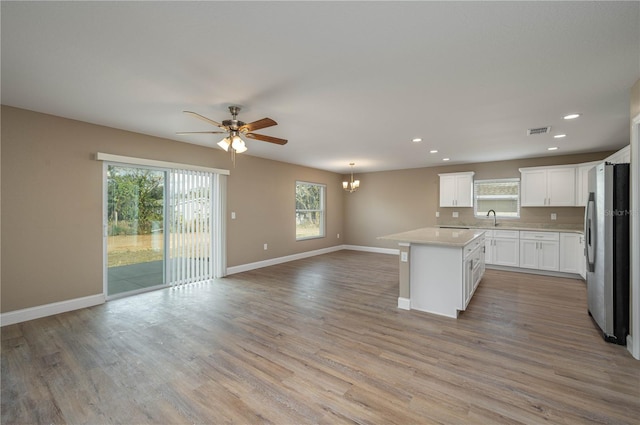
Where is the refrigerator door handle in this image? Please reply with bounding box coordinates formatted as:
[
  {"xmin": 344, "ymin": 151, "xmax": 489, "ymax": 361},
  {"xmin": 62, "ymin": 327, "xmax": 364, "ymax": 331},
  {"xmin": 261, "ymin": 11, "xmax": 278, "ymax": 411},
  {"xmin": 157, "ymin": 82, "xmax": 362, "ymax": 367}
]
[{"xmin": 585, "ymin": 193, "xmax": 596, "ymax": 272}]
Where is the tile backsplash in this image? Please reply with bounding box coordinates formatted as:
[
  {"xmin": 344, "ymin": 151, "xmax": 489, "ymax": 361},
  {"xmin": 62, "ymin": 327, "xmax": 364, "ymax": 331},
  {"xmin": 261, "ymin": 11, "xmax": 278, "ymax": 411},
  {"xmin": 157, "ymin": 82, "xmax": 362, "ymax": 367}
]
[{"xmin": 436, "ymin": 206, "xmax": 585, "ymax": 231}]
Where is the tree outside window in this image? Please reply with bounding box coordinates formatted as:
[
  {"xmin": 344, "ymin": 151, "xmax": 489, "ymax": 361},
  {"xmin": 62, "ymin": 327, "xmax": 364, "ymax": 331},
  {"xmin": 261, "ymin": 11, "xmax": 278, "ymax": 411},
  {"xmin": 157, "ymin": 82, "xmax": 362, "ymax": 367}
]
[{"xmin": 296, "ymin": 181, "xmax": 325, "ymax": 240}]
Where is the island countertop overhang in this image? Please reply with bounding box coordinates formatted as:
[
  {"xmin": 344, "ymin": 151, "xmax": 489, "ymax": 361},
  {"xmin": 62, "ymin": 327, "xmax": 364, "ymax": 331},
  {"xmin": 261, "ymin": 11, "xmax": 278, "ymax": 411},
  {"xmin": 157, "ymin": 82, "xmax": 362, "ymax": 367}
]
[{"xmin": 379, "ymin": 227, "xmax": 485, "ymax": 247}]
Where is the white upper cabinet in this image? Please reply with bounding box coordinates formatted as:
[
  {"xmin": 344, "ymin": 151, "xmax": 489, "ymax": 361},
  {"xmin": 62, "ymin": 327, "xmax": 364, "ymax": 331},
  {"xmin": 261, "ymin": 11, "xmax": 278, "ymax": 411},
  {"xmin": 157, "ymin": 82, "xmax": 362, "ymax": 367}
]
[
  {"xmin": 438, "ymin": 172, "xmax": 474, "ymax": 207},
  {"xmin": 575, "ymin": 161, "xmax": 599, "ymax": 207},
  {"xmin": 519, "ymin": 165, "xmax": 576, "ymax": 207},
  {"xmin": 605, "ymin": 145, "xmax": 630, "ymax": 164}
]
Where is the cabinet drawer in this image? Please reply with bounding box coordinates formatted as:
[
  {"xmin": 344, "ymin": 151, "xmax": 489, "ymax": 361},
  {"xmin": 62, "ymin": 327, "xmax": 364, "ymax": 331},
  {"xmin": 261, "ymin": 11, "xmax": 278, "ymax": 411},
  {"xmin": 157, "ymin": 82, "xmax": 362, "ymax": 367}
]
[
  {"xmin": 494, "ymin": 230, "xmax": 519, "ymax": 239},
  {"xmin": 464, "ymin": 237, "xmax": 484, "ymax": 258},
  {"xmin": 520, "ymin": 231, "xmax": 559, "ymax": 241}
]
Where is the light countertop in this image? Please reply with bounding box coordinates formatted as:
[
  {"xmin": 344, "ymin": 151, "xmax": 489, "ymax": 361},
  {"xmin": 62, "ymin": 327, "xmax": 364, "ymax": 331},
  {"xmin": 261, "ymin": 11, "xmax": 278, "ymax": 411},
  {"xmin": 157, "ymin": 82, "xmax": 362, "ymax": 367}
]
[
  {"xmin": 379, "ymin": 227, "xmax": 485, "ymax": 247},
  {"xmin": 438, "ymin": 224, "xmax": 583, "ymax": 234}
]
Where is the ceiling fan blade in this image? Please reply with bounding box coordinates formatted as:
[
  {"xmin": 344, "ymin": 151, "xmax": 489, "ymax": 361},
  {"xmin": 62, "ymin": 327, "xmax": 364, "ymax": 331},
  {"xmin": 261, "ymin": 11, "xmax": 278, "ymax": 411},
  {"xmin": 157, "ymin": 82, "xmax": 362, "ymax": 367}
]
[
  {"xmin": 176, "ymin": 131, "xmax": 226, "ymax": 135},
  {"xmin": 239, "ymin": 118, "xmax": 277, "ymax": 132},
  {"xmin": 183, "ymin": 111, "xmax": 225, "ymax": 129},
  {"xmin": 245, "ymin": 132, "xmax": 288, "ymax": 145}
]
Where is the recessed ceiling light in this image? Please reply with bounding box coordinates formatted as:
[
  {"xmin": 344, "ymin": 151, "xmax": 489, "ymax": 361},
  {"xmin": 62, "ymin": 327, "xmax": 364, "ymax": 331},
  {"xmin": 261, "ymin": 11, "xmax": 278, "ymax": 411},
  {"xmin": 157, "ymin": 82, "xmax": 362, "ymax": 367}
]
[
  {"xmin": 412, "ymin": 138, "xmax": 422, "ymax": 143},
  {"xmin": 443, "ymin": 158, "xmax": 450, "ymax": 161},
  {"xmin": 563, "ymin": 113, "xmax": 581, "ymax": 120},
  {"xmin": 554, "ymin": 134, "xmax": 566, "ymax": 138},
  {"xmin": 430, "ymin": 150, "xmax": 438, "ymax": 154},
  {"xmin": 548, "ymin": 147, "xmax": 559, "ymax": 151}
]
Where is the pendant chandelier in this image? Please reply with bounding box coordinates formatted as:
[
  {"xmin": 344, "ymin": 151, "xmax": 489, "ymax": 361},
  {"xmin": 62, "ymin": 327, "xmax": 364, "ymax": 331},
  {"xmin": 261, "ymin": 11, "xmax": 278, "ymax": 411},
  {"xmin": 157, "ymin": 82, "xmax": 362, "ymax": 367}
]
[{"xmin": 343, "ymin": 162, "xmax": 360, "ymax": 193}]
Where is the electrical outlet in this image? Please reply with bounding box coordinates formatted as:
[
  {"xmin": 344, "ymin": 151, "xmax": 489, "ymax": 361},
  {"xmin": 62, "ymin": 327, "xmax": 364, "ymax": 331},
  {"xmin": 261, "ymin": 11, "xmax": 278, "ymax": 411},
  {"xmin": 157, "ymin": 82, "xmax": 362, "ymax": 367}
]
[
  {"xmin": 401, "ymin": 252, "xmax": 408, "ymax": 262},
  {"xmin": 263, "ymin": 243, "xmax": 268, "ymax": 250},
  {"xmin": 452, "ymin": 211, "xmax": 459, "ymax": 218},
  {"xmin": 435, "ymin": 211, "xmax": 440, "ymax": 218},
  {"xmin": 551, "ymin": 213, "xmax": 557, "ymax": 221}
]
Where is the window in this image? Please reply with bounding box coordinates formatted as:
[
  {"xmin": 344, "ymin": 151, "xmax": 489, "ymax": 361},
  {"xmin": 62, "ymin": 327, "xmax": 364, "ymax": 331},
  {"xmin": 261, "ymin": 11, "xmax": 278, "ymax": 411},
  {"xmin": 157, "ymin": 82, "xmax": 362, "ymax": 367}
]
[
  {"xmin": 296, "ymin": 181, "xmax": 325, "ymax": 240},
  {"xmin": 474, "ymin": 178, "xmax": 520, "ymax": 218}
]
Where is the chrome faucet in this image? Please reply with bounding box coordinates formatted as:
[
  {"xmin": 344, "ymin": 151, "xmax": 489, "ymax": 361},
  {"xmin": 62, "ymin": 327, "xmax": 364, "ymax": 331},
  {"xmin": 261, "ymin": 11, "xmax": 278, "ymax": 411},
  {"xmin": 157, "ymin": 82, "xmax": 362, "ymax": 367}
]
[{"xmin": 487, "ymin": 209, "xmax": 497, "ymax": 227}]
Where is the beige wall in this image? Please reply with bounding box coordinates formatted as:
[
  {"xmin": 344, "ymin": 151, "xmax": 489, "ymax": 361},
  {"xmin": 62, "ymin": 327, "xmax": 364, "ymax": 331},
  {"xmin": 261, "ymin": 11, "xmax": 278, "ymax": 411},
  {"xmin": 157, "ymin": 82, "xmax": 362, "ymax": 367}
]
[
  {"xmin": 226, "ymin": 155, "xmax": 343, "ymax": 265},
  {"xmin": 0, "ymin": 106, "xmax": 343, "ymax": 313},
  {"xmin": 345, "ymin": 152, "xmax": 614, "ymax": 250}
]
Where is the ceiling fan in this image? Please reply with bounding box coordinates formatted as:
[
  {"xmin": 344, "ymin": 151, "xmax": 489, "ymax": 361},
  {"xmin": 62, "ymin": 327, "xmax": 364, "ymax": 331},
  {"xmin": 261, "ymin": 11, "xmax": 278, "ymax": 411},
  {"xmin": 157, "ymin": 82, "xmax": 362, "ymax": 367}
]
[{"xmin": 177, "ymin": 106, "xmax": 287, "ymax": 164}]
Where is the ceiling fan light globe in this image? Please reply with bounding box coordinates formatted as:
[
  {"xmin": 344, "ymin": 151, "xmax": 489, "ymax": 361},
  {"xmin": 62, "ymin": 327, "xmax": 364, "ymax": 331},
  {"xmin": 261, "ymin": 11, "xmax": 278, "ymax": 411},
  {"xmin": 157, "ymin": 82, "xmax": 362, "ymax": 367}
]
[
  {"xmin": 217, "ymin": 138, "xmax": 230, "ymax": 151},
  {"xmin": 231, "ymin": 135, "xmax": 244, "ymax": 149},
  {"xmin": 231, "ymin": 136, "xmax": 248, "ymax": 153}
]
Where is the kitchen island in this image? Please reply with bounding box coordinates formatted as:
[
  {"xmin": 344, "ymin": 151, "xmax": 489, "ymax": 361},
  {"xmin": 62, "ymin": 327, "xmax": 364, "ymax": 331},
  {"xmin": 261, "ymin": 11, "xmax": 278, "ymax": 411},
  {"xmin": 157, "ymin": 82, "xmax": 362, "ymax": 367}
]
[{"xmin": 380, "ymin": 227, "xmax": 486, "ymax": 318}]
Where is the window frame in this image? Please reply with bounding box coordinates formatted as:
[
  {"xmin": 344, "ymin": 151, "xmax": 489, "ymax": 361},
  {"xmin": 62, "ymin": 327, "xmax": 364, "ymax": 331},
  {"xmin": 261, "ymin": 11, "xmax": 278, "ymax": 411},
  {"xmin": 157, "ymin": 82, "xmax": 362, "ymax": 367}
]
[
  {"xmin": 473, "ymin": 178, "xmax": 521, "ymax": 219},
  {"xmin": 295, "ymin": 181, "xmax": 326, "ymax": 241}
]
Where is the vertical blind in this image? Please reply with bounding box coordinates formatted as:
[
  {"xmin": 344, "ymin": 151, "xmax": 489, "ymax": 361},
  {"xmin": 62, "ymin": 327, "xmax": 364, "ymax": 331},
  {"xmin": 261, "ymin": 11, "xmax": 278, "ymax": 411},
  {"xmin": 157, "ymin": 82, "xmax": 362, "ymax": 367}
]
[{"xmin": 168, "ymin": 169, "xmax": 215, "ymax": 286}]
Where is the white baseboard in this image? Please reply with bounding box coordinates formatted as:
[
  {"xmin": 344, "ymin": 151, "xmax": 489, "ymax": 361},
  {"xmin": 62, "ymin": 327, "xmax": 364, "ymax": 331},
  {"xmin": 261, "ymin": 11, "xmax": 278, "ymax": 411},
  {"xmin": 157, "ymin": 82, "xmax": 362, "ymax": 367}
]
[
  {"xmin": 343, "ymin": 245, "xmax": 399, "ymax": 255},
  {"xmin": 398, "ymin": 297, "xmax": 411, "ymax": 310},
  {"xmin": 227, "ymin": 245, "xmax": 346, "ymax": 275},
  {"xmin": 226, "ymin": 244, "xmax": 399, "ymax": 275},
  {"xmin": 1, "ymin": 293, "xmax": 105, "ymax": 327}
]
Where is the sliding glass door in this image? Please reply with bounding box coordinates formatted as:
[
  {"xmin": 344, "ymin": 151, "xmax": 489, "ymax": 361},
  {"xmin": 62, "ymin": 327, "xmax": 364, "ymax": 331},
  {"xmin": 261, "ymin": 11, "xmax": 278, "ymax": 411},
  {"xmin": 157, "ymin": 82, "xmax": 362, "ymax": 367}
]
[
  {"xmin": 103, "ymin": 159, "xmax": 224, "ymax": 298},
  {"xmin": 106, "ymin": 165, "xmax": 166, "ymax": 296}
]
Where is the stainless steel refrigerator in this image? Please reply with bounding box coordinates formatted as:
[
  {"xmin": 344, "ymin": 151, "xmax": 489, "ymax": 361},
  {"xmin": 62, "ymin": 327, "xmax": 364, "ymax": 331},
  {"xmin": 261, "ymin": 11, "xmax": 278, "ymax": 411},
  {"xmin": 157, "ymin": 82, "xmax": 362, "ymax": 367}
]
[{"xmin": 584, "ymin": 162, "xmax": 630, "ymax": 344}]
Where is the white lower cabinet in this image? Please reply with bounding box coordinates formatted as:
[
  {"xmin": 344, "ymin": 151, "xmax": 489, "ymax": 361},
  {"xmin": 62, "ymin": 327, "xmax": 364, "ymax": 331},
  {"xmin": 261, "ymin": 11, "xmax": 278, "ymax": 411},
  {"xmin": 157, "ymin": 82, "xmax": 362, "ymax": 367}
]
[
  {"xmin": 484, "ymin": 230, "xmax": 520, "ymax": 267},
  {"xmin": 476, "ymin": 228, "xmax": 583, "ymax": 276},
  {"xmin": 492, "ymin": 230, "xmax": 520, "ymax": 267},
  {"xmin": 560, "ymin": 232, "xmax": 586, "ymax": 278},
  {"xmin": 519, "ymin": 231, "xmax": 559, "ymax": 271}
]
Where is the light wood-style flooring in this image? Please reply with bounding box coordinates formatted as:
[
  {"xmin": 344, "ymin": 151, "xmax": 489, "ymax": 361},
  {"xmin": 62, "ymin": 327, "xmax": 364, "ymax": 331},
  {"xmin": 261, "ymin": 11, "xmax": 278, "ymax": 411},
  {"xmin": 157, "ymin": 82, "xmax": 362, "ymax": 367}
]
[{"xmin": 2, "ymin": 251, "xmax": 639, "ymax": 424}]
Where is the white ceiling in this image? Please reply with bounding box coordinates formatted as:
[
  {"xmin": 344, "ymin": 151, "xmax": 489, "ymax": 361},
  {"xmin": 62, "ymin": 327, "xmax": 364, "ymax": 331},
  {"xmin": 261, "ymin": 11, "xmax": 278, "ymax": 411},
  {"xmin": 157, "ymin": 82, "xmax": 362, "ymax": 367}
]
[{"xmin": 2, "ymin": 1, "xmax": 639, "ymax": 174}]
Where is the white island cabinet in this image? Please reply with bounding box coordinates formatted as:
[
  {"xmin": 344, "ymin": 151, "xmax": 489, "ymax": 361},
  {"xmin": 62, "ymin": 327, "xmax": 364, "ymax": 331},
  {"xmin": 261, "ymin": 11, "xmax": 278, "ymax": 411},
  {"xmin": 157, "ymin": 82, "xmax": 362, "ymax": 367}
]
[{"xmin": 379, "ymin": 227, "xmax": 485, "ymax": 318}]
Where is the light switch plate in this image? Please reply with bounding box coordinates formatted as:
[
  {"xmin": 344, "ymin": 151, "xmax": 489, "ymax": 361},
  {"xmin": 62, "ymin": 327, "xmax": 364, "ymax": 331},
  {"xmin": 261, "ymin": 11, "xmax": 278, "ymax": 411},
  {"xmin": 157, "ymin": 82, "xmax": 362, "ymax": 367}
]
[
  {"xmin": 401, "ymin": 252, "xmax": 408, "ymax": 262},
  {"xmin": 435, "ymin": 211, "xmax": 440, "ymax": 218},
  {"xmin": 231, "ymin": 212, "xmax": 236, "ymax": 219}
]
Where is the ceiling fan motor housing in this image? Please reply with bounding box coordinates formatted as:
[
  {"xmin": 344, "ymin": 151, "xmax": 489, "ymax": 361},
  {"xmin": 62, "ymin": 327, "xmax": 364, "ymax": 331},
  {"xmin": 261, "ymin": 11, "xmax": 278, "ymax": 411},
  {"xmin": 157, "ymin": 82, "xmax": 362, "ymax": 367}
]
[
  {"xmin": 222, "ymin": 119, "xmax": 245, "ymax": 131},
  {"xmin": 224, "ymin": 106, "xmax": 244, "ymax": 131}
]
